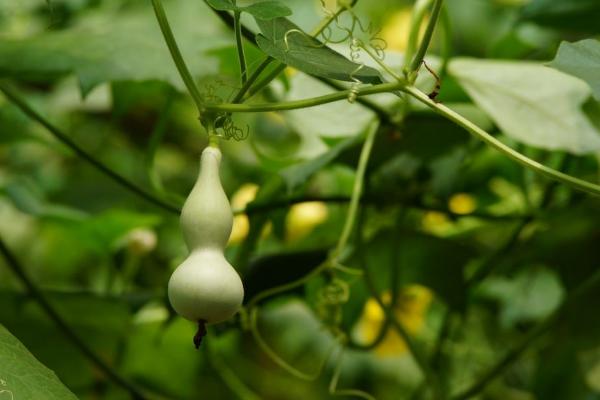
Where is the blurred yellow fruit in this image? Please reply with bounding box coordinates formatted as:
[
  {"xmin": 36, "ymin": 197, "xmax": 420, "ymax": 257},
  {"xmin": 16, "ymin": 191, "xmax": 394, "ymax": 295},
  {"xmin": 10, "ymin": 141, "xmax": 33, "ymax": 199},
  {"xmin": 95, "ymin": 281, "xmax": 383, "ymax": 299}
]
[
  {"xmin": 421, "ymin": 211, "xmax": 451, "ymax": 234},
  {"xmin": 231, "ymin": 183, "xmax": 260, "ymax": 210},
  {"xmin": 448, "ymin": 193, "xmax": 477, "ymax": 215},
  {"xmin": 355, "ymin": 285, "xmax": 434, "ymax": 356},
  {"xmin": 229, "ymin": 183, "xmax": 259, "ymax": 245},
  {"xmin": 285, "ymin": 201, "xmax": 329, "ymax": 242}
]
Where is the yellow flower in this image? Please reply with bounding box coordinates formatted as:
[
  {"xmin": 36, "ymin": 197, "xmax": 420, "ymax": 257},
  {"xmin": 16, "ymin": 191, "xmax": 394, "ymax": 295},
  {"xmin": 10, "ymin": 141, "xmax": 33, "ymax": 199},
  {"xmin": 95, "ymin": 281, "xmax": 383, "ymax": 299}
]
[{"xmin": 355, "ymin": 285, "xmax": 434, "ymax": 357}]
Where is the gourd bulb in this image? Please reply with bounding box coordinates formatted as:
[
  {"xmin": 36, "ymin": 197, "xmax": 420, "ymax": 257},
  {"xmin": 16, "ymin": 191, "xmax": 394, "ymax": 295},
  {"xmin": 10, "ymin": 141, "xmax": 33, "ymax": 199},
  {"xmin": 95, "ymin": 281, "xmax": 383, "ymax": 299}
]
[{"xmin": 168, "ymin": 146, "xmax": 244, "ymax": 348}]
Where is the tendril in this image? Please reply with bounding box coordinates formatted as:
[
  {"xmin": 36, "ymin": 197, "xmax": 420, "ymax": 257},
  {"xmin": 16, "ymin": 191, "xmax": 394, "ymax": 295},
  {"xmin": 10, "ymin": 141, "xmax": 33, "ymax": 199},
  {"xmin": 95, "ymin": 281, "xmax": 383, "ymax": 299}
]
[{"xmin": 214, "ymin": 114, "xmax": 249, "ymax": 141}]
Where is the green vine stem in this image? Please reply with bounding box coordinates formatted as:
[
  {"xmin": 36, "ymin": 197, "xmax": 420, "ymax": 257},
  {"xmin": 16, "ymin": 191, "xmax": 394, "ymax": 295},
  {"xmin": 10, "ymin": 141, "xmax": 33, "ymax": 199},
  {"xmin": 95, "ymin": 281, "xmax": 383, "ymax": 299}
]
[
  {"xmin": 403, "ymin": 86, "xmax": 600, "ymax": 197},
  {"xmin": 0, "ymin": 82, "xmax": 181, "ymax": 215},
  {"xmin": 233, "ymin": 8, "xmax": 248, "ymax": 85},
  {"xmin": 331, "ymin": 122, "xmax": 378, "ymax": 260},
  {"xmin": 0, "ymin": 237, "xmax": 156, "ymax": 400},
  {"xmin": 403, "ymin": 0, "xmax": 433, "ymax": 74},
  {"xmin": 151, "ymin": 0, "xmax": 204, "ymax": 111},
  {"xmin": 407, "ymin": 0, "xmax": 445, "ymax": 80},
  {"xmin": 204, "ymin": 81, "xmax": 405, "ymax": 113}
]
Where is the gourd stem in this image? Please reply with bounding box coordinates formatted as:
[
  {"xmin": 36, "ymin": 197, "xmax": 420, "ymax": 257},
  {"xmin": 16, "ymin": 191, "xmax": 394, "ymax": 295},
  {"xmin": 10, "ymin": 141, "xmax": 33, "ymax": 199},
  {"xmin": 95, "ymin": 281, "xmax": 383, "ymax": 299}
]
[{"xmin": 194, "ymin": 320, "xmax": 207, "ymax": 349}]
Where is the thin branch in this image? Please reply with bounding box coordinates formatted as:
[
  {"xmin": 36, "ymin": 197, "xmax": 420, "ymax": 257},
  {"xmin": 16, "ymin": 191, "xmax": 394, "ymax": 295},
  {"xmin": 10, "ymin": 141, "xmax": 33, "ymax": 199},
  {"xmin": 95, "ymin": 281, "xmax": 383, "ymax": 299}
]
[
  {"xmin": 0, "ymin": 236, "xmax": 154, "ymax": 400},
  {"xmin": 0, "ymin": 82, "xmax": 181, "ymax": 215}
]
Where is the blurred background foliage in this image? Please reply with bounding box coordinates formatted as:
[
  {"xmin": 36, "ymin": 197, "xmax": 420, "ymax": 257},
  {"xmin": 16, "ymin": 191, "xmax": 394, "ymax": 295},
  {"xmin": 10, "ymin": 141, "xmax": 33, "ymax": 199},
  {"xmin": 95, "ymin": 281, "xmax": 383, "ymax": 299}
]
[{"xmin": 0, "ymin": 0, "xmax": 600, "ymax": 399}]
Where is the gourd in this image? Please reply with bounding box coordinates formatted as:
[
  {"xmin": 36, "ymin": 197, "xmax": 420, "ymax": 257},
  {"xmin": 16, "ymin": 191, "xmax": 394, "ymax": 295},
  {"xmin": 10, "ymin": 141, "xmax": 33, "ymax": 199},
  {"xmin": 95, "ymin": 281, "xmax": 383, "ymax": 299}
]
[{"xmin": 168, "ymin": 146, "xmax": 244, "ymax": 348}]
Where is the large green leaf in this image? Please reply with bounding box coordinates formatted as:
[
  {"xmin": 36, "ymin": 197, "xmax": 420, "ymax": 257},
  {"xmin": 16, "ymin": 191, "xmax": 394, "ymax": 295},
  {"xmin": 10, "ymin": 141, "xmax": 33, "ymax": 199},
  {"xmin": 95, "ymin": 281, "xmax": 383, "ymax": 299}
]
[
  {"xmin": 0, "ymin": 2, "xmax": 229, "ymax": 96},
  {"xmin": 205, "ymin": 0, "xmax": 292, "ymax": 20},
  {"xmin": 279, "ymin": 134, "xmax": 364, "ymax": 192},
  {"xmin": 521, "ymin": 0, "xmax": 600, "ymax": 33},
  {"xmin": 449, "ymin": 58, "xmax": 600, "ymax": 154},
  {"xmin": 0, "ymin": 324, "xmax": 78, "ymax": 399},
  {"xmin": 254, "ymin": 17, "xmax": 382, "ymax": 84},
  {"xmin": 550, "ymin": 39, "xmax": 600, "ymax": 101}
]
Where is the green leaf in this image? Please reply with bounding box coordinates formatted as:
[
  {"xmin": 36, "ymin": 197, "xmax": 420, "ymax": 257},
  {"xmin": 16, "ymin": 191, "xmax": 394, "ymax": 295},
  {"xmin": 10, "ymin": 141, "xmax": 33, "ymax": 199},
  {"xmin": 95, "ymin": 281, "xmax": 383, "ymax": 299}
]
[
  {"xmin": 0, "ymin": 324, "xmax": 78, "ymax": 400},
  {"xmin": 549, "ymin": 39, "xmax": 600, "ymax": 101},
  {"xmin": 255, "ymin": 17, "xmax": 382, "ymax": 84},
  {"xmin": 279, "ymin": 134, "xmax": 363, "ymax": 192},
  {"xmin": 449, "ymin": 58, "xmax": 600, "ymax": 154},
  {"xmin": 477, "ymin": 267, "xmax": 564, "ymax": 328},
  {"xmin": 521, "ymin": 0, "xmax": 600, "ymax": 33},
  {"xmin": 205, "ymin": 0, "xmax": 292, "ymax": 20},
  {"xmin": 0, "ymin": 2, "xmax": 229, "ymax": 96}
]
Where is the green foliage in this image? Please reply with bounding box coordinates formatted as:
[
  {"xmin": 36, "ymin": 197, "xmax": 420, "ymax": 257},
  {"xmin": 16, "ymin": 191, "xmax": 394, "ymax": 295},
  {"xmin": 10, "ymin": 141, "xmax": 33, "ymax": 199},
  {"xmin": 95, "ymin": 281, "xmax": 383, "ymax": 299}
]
[
  {"xmin": 255, "ymin": 17, "xmax": 383, "ymax": 84},
  {"xmin": 1, "ymin": 0, "xmax": 600, "ymax": 399},
  {"xmin": 550, "ymin": 39, "xmax": 600, "ymax": 101},
  {"xmin": 521, "ymin": 0, "xmax": 600, "ymax": 33},
  {"xmin": 0, "ymin": 1, "xmax": 230, "ymax": 96},
  {"xmin": 205, "ymin": 0, "xmax": 292, "ymax": 20},
  {"xmin": 449, "ymin": 58, "xmax": 600, "ymax": 154},
  {"xmin": 0, "ymin": 324, "xmax": 77, "ymax": 399}
]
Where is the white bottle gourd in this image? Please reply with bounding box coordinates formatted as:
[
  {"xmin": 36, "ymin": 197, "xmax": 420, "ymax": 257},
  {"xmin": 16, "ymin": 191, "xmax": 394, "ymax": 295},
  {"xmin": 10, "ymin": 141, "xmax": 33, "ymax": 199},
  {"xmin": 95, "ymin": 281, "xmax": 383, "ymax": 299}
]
[{"xmin": 168, "ymin": 146, "xmax": 244, "ymax": 348}]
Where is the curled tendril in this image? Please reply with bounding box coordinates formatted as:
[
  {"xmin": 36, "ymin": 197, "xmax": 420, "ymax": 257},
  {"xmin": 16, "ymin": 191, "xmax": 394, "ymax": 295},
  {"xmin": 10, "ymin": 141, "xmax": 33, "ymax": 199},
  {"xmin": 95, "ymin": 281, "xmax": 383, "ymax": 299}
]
[
  {"xmin": 214, "ymin": 114, "xmax": 249, "ymax": 141},
  {"xmin": 317, "ymin": 0, "xmax": 387, "ymax": 105},
  {"xmin": 347, "ymin": 38, "xmax": 364, "ymax": 103},
  {"xmin": 316, "ymin": 278, "xmax": 350, "ymax": 335}
]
